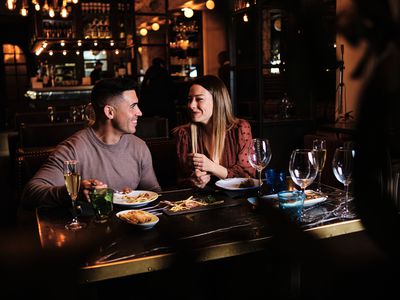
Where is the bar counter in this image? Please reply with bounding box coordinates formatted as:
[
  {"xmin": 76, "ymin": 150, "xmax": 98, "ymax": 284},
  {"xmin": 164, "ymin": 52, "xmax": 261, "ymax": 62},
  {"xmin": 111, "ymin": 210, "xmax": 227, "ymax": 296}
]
[
  {"xmin": 35, "ymin": 185, "xmax": 363, "ymax": 284},
  {"xmin": 25, "ymin": 85, "xmax": 93, "ymax": 108}
]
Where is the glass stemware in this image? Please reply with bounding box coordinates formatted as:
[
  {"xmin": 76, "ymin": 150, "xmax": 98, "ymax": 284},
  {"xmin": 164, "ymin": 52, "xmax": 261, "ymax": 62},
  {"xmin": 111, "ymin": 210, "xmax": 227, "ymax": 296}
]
[
  {"xmin": 289, "ymin": 149, "xmax": 319, "ymax": 222},
  {"xmin": 64, "ymin": 160, "xmax": 86, "ymax": 230},
  {"xmin": 332, "ymin": 147, "xmax": 356, "ymax": 219},
  {"xmin": 248, "ymin": 138, "xmax": 272, "ymax": 196},
  {"xmin": 312, "ymin": 139, "xmax": 327, "ymax": 193}
]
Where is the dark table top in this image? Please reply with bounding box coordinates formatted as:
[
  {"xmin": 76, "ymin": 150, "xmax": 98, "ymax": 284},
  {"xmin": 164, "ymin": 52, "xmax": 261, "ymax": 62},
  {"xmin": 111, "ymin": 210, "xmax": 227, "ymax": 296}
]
[{"xmin": 35, "ymin": 185, "xmax": 363, "ymax": 283}]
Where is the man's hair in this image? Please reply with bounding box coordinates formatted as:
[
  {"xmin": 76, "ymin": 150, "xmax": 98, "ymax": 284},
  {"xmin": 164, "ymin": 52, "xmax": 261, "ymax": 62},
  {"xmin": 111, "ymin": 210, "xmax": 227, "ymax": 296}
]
[{"xmin": 91, "ymin": 77, "xmax": 138, "ymax": 119}]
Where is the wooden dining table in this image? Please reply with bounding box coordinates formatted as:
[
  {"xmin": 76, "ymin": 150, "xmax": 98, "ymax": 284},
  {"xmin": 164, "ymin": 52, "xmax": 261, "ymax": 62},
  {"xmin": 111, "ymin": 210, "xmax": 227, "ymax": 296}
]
[{"xmin": 35, "ymin": 184, "xmax": 364, "ymax": 285}]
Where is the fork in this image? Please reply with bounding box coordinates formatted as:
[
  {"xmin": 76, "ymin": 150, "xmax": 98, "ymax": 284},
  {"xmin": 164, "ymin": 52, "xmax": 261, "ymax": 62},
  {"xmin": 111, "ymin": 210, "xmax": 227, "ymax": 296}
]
[{"xmin": 141, "ymin": 203, "xmax": 161, "ymax": 211}]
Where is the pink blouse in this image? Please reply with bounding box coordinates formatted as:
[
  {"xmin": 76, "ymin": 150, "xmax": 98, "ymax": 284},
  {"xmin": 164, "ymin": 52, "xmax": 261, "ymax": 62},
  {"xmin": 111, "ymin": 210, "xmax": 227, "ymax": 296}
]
[{"xmin": 173, "ymin": 119, "xmax": 256, "ymax": 185}]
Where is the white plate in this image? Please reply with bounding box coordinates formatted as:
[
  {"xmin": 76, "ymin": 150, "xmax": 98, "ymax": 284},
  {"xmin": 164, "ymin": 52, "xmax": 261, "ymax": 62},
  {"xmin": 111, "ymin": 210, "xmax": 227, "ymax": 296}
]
[
  {"xmin": 116, "ymin": 209, "xmax": 159, "ymax": 229},
  {"xmin": 215, "ymin": 178, "xmax": 259, "ymax": 191},
  {"xmin": 113, "ymin": 190, "xmax": 159, "ymax": 208},
  {"xmin": 261, "ymin": 190, "xmax": 327, "ymax": 207}
]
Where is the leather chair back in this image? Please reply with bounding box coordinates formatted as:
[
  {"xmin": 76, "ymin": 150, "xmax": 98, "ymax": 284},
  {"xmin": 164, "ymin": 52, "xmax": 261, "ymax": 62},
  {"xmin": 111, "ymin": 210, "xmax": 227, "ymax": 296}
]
[{"xmin": 19, "ymin": 122, "xmax": 86, "ymax": 148}]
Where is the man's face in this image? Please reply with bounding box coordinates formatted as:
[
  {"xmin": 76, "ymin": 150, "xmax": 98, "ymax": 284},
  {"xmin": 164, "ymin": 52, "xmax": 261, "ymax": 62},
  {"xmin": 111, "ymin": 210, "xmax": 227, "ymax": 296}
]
[{"xmin": 111, "ymin": 90, "xmax": 142, "ymax": 134}]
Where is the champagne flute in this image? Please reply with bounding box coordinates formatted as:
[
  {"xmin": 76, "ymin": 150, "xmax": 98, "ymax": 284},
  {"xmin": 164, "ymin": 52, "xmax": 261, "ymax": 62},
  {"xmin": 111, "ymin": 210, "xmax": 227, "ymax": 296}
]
[
  {"xmin": 289, "ymin": 149, "xmax": 319, "ymax": 222},
  {"xmin": 64, "ymin": 160, "xmax": 86, "ymax": 230},
  {"xmin": 332, "ymin": 147, "xmax": 356, "ymax": 219},
  {"xmin": 312, "ymin": 139, "xmax": 327, "ymax": 193},
  {"xmin": 248, "ymin": 138, "xmax": 272, "ymax": 196}
]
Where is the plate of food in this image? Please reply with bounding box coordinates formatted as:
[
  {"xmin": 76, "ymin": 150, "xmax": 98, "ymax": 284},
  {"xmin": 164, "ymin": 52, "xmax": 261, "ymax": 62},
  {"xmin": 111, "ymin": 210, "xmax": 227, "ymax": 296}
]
[
  {"xmin": 215, "ymin": 178, "xmax": 259, "ymax": 191},
  {"xmin": 261, "ymin": 190, "xmax": 328, "ymax": 207},
  {"xmin": 116, "ymin": 209, "xmax": 159, "ymax": 229},
  {"xmin": 113, "ymin": 190, "xmax": 159, "ymax": 208},
  {"xmin": 161, "ymin": 195, "xmax": 239, "ymax": 215}
]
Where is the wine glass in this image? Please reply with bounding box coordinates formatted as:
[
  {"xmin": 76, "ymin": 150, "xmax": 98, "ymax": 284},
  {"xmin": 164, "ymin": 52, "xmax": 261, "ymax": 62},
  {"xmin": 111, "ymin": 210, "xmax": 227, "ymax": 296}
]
[
  {"xmin": 64, "ymin": 160, "xmax": 86, "ymax": 230},
  {"xmin": 312, "ymin": 139, "xmax": 327, "ymax": 193},
  {"xmin": 248, "ymin": 138, "xmax": 272, "ymax": 196},
  {"xmin": 332, "ymin": 147, "xmax": 356, "ymax": 219},
  {"xmin": 289, "ymin": 149, "xmax": 319, "ymax": 222}
]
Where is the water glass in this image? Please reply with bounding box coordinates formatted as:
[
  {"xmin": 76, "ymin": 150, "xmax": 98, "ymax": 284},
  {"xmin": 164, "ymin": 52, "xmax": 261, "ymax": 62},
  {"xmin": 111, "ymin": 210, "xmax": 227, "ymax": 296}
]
[
  {"xmin": 89, "ymin": 188, "xmax": 114, "ymax": 223},
  {"xmin": 278, "ymin": 190, "xmax": 306, "ymax": 223},
  {"xmin": 265, "ymin": 168, "xmax": 277, "ymax": 193}
]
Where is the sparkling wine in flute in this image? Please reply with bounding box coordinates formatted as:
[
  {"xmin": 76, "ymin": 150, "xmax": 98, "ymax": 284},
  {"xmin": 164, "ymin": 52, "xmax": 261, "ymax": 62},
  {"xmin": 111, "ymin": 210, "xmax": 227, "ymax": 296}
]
[
  {"xmin": 64, "ymin": 172, "xmax": 81, "ymax": 200},
  {"xmin": 312, "ymin": 139, "xmax": 327, "ymax": 193},
  {"xmin": 314, "ymin": 149, "xmax": 327, "ymax": 171},
  {"xmin": 64, "ymin": 160, "xmax": 86, "ymax": 230}
]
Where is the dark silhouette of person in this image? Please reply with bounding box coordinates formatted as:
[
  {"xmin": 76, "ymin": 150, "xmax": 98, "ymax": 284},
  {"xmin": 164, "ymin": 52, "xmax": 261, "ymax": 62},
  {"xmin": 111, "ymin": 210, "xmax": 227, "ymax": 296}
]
[
  {"xmin": 140, "ymin": 57, "xmax": 177, "ymax": 129},
  {"xmin": 90, "ymin": 60, "xmax": 103, "ymax": 85},
  {"xmin": 218, "ymin": 50, "xmax": 231, "ymax": 92}
]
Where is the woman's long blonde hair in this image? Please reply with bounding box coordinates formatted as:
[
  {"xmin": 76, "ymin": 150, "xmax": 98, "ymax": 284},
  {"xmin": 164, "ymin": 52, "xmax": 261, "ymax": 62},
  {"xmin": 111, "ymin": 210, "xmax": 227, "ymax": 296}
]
[{"xmin": 190, "ymin": 75, "xmax": 238, "ymax": 162}]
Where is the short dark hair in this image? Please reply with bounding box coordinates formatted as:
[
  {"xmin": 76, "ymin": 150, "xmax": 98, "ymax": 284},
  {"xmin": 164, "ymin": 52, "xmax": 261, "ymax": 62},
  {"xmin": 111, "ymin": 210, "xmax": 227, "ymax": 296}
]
[{"xmin": 91, "ymin": 77, "xmax": 138, "ymax": 118}]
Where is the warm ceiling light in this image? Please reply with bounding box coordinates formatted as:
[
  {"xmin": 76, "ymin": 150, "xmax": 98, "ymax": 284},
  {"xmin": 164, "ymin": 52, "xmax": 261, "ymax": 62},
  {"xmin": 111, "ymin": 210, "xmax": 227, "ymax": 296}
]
[
  {"xmin": 62, "ymin": 50, "xmax": 67, "ymax": 55},
  {"xmin": 151, "ymin": 22, "xmax": 160, "ymax": 31},
  {"xmin": 115, "ymin": 49, "xmax": 120, "ymax": 55},
  {"xmin": 6, "ymin": 0, "xmax": 15, "ymax": 10},
  {"xmin": 72, "ymin": 0, "xmax": 78, "ymax": 3},
  {"xmin": 206, "ymin": 0, "xmax": 215, "ymax": 10},
  {"xmin": 49, "ymin": 8, "xmax": 55, "ymax": 18},
  {"xmin": 43, "ymin": 0, "xmax": 49, "ymax": 11},
  {"xmin": 139, "ymin": 28, "xmax": 148, "ymax": 36},
  {"xmin": 35, "ymin": 3, "xmax": 40, "ymax": 10},
  {"xmin": 35, "ymin": 48, "xmax": 43, "ymax": 56},
  {"xmin": 20, "ymin": 7, "xmax": 28, "ymax": 16},
  {"xmin": 49, "ymin": 50, "xmax": 54, "ymax": 56},
  {"xmin": 60, "ymin": 41, "xmax": 65, "ymax": 47},
  {"xmin": 77, "ymin": 40, "xmax": 82, "ymax": 47},
  {"xmin": 76, "ymin": 50, "xmax": 80, "ymax": 55},
  {"xmin": 93, "ymin": 40, "xmax": 98, "ymax": 46},
  {"xmin": 243, "ymin": 13, "xmax": 249, "ymax": 22},
  {"xmin": 61, "ymin": 7, "xmax": 68, "ymax": 18},
  {"xmin": 182, "ymin": 8, "xmax": 194, "ymax": 18},
  {"xmin": 110, "ymin": 40, "xmax": 115, "ymax": 46}
]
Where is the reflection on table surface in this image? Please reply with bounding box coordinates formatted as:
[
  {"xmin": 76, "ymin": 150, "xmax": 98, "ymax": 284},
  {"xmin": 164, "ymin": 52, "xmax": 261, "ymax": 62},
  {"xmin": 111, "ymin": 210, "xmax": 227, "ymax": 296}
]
[{"xmin": 35, "ymin": 185, "xmax": 363, "ymax": 283}]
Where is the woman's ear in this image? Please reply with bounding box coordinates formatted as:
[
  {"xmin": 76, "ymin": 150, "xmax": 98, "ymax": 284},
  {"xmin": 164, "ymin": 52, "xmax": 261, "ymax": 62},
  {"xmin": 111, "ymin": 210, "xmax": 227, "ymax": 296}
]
[{"xmin": 104, "ymin": 105, "xmax": 114, "ymax": 119}]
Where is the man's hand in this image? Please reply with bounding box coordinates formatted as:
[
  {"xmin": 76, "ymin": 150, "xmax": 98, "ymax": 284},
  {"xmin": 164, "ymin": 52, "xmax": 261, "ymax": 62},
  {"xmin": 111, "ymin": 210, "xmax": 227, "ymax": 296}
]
[{"xmin": 81, "ymin": 179, "xmax": 108, "ymax": 202}]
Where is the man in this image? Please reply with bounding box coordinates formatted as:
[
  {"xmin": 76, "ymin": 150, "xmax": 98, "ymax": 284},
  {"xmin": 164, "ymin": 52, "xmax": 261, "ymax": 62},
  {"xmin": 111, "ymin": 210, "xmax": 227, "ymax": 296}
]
[
  {"xmin": 90, "ymin": 60, "xmax": 103, "ymax": 85},
  {"xmin": 22, "ymin": 77, "xmax": 161, "ymax": 209}
]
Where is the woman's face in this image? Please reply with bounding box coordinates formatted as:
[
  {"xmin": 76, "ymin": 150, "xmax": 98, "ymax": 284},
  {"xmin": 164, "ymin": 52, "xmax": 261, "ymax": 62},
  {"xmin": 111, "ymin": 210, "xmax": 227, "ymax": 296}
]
[{"xmin": 187, "ymin": 84, "xmax": 213, "ymax": 125}]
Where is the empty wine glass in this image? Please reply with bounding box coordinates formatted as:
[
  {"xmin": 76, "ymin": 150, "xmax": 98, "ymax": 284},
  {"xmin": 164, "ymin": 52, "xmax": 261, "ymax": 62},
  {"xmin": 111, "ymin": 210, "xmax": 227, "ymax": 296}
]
[
  {"xmin": 312, "ymin": 139, "xmax": 327, "ymax": 193},
  {"xmin": 64, "ymin": 160, "xmax": 86, "ymax": 230},
  {"xmin": 289, "ymin": 149, "xmax": 319, "ymax": 222},
  {"xmin": 248, "ymin": 138, "xmax": 272, "ymax": 196},
  {"xmin": 332, "ymin": 147, "xmax": 356, "ymax": 219}
]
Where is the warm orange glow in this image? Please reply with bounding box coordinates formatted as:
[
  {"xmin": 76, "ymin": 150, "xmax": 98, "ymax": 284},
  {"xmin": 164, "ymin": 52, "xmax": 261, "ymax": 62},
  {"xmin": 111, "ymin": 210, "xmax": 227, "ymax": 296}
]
[{"xmin": 206, "ymin": 0, "xmax": 215, "ymax": 10}]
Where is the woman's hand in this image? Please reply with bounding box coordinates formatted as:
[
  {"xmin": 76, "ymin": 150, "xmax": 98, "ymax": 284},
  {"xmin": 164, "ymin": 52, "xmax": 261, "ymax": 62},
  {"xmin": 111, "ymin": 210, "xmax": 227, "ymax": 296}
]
[
  {"xmin": 81, "ymin": 179, "xmax": 108, "ymax": 202},
  {"xmin": 188, "ymin": 153, "xmax": 228, "ymax": 179},
  {"xmin": 190, "ymin": 169, "xmax": 211, "ymax": 189},
  {"xmin": 190, "ymin": 153, "xmax": 214, "ymax": 173}
]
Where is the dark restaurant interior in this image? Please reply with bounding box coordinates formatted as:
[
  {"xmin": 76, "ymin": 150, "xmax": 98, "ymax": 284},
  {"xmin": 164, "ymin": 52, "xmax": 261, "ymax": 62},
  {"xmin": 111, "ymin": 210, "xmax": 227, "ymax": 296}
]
[{"xmin": 1, "ymin": 0, "xmax": 400, "ymax": 299}]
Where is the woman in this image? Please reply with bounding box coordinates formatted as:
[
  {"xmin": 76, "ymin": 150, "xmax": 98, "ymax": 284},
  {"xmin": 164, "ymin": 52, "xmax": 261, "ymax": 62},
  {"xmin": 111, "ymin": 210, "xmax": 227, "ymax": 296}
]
[{"xmin": 173, "ymin": 75, "xmax": 256, "ymax": 188}]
